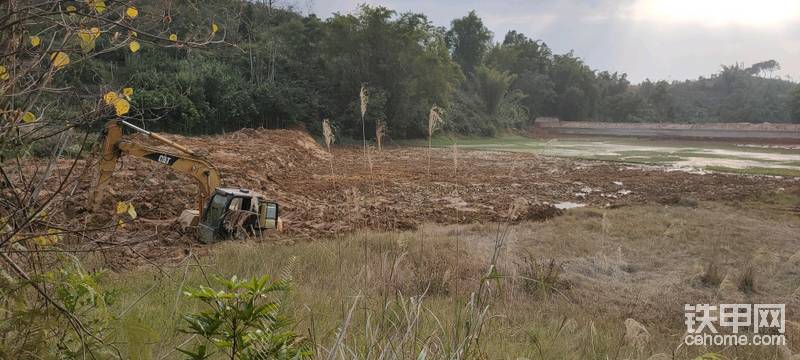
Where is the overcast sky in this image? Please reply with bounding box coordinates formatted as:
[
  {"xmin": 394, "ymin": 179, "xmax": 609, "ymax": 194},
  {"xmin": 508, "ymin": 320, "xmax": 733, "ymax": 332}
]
[{"xmin": 306, "ymin": 0, "xmax": 800, "ymax": 83}]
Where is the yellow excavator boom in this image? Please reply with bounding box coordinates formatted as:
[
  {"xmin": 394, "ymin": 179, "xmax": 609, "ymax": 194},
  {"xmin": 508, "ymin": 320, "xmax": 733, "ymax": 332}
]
[{"xmin": 88, "ymin": 120, "xmax": 221, "ymax": 218}]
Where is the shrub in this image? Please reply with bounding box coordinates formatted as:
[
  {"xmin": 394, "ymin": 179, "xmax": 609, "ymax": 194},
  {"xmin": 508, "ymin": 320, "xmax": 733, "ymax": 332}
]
[
  {"xmin": 179, "ymin": 275, "xmax": 311, "ymax": 360},
  {"xmin": 0, "ymin": 261, "xmax": 117, "ymax": 358},
  {"xmin": 515, "ymin": 251, "xmax": 569, "ymax": 297}
]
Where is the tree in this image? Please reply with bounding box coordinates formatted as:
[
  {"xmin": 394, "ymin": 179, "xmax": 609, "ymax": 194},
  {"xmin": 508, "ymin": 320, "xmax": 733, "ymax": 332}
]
[
  {"xmin": 473, "ymin": 66, "xmax": 517, "ymax": 115},
  {"xmin": 549, "ymin": 53, "xmax": 597, "ymax": 120},
  {"xmin": 514, "ymin": 71, "xmax": 557, "ymax": 119},
  {"xmin": 488, "ymin": 31, "xmax": 551, "ymax": 75},
  {"xmin": 321, "ymin": 5, "xmax": 461, "ymax": 138},
  {"xmin": 447, "ymin": 11, "xmax": 493, "ymax": 75},
  {"xmin": 791, "ymin": 86, "xmax": 800, "ymax": 123},
  {"xmin": 746, "ymin": 60, "xmax": 781, "ymax": 78}
]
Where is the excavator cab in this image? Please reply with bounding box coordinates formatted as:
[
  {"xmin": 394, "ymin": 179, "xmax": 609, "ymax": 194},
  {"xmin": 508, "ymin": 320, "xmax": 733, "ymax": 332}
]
[{"xmin": 198, "ymin": 188, "xmax": 280, "ymax": 243}]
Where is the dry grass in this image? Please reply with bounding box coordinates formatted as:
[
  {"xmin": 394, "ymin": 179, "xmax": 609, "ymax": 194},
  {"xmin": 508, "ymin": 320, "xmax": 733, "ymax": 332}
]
[
  {"xmin": 699, "ymin": 261, "xmax": 723, "ymax": 287},
  {"xmin": 738, "ymin": 263, "xmax": 758, "ymax": 294},
  {"xmin": 515, "ymin": 251, "xmax": 569, "ymax": 298},
  {"xmin": 102, "ymin": 199, "xmax": 799, "ymax": 359}
]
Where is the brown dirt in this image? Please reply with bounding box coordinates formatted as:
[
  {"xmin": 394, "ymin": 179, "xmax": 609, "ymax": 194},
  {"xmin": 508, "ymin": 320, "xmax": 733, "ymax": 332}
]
[{"xmin": 16, "ymin": 128, "xmax": 800, "ymax": 268}]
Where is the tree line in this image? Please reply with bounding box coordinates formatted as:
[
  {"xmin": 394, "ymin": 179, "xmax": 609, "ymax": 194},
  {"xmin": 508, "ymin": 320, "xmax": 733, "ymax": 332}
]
[{"xmin": 60, "ymin": 1, "xmax": 800, "ymax": 138}]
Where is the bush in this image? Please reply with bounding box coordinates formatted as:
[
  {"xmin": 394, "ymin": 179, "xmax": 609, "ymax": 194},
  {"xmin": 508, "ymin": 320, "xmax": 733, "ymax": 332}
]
[
  {"xmin": 0, "ymin": 260, "xmax": 117, "ymax": 358},
  {"xmin": 179, "ymin": 275, "xmax": 311, "ymax": 360}
]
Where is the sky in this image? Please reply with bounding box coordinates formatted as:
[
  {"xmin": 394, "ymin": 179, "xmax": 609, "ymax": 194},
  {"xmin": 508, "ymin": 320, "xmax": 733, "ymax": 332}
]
[{"xmin": 305, "ymin": 0, "xmax": 800, "ymax": 83}]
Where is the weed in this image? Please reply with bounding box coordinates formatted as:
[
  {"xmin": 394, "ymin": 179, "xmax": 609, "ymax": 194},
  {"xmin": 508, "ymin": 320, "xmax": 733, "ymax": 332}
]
[
  {"xmin": 516, "ymin": 251, "xmax": 568, "ymax": 297},
  {"xmin": 737, "ymin": 264, "xmax": 757, "ymax": 294},
  {"xmin": 699, "ymin": 261, "xmax": 723, "ymax": 287}
]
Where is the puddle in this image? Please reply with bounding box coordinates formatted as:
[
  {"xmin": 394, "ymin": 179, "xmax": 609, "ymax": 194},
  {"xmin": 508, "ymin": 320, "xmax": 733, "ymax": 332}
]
[
  {"xmin": 554, "ymin": 202, "xmax": 586, "ymax": 210},
  {"xmin": 461, "ymin": 138, "xmax": 800, "ymax": 173}
]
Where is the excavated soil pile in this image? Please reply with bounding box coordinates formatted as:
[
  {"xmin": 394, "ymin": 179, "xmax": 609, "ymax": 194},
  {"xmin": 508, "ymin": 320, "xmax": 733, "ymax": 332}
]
[{"xmin": 17, "ymin": 128, "xmax": 800, "ymax": 267}]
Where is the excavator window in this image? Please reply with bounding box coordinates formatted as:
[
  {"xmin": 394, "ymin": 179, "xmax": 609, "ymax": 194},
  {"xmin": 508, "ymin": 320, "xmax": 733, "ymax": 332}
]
[{"xmin": 204, "ymin": 194, "xmax": 229, "ymax": 223}]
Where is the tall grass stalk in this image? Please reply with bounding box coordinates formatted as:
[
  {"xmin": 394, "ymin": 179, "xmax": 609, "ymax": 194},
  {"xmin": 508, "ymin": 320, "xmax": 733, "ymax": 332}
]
[
  {"xmin": 452, "ymin": 140, "xmax": 458, "ymax": 178},
  {"xmin": 322, "ymin": 118, "xmax": 335, "ymax": 176},
  {"xmin": 427, "ymin": 104, "xmax": 444, "ymax": 177},
  {"xmin": 360, "ymin": 84, "xmax": 369, "ymax": 170},
  {"xmin": 375, "ymin": 121, "xmax": 385, "ymax": 152}
]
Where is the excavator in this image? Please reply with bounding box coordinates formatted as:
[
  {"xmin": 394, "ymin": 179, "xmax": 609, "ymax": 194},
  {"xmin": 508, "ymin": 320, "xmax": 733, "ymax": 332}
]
[{"xmin": 88, "ymin": 120, "xmax": 282, "ymax": 243}]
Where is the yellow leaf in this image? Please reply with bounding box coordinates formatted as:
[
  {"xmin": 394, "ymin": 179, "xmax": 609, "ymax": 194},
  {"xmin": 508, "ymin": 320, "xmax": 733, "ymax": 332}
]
[
  {"xmin": 123, "ymin": 87, "xmax": 134, "ymax": 98},
  {"xmin": 0, "ymin": 65, "xmax": 8, "ymax": 81},
  {"xmin": 34, "ymin": 228, "xmax": 61, "ymax": 246},
  {"xmin": 117, "ymin": 219, "xmax": 125, "ymax": 228},
  {"xmin": 88, "ymin": 0, "xmax": 106, "ymax": 14},
  {"xmin": 66, "ymin": 5, "xmax": 77, "ymax": 13},
  {"xmin": 116, "ymin": 201, "xmax": 128, "ymax": 214},
  {"xmin": 129, "ymin": 40, "xmax": 140, "ymax": 53},
  {"xmin": 30, "ymin": 36, "xmax": 41, "ymax": 47},
  {"xmin": 50, "ymin": 52, "xmax": 70, "ymax": 69},
  {"xmin": 22, "ymin": 112, "xmax": 36, "ymax": 123},
  {"xmin": 127, "ymin": 203, "xmax": 137, "ymax": 219},
  {"xmin": 126, "ymin": 7, "xmax": 138, "ymax": 19},
  {"xmin": 131, "ymin": 31, "xmax": 138, "ymax": 37},
  {"xmin": 104, "ymin": 91, "xmax": 119, "ymax": 105},
  {"xmin": 78, "ymin": 28, "xmax": 100, "ymax": 53},
  {"xmin": 212, "ymin": 23, "xmax": 219, "ymax": 33},
  {"xmin": 114, "ymin": 98, "xmax": 130, "ymax": 116},
  {"xmin": 169, "ymin": 34, "xmax": 177, "ymax": 42},
  {"xmin": 115, "ymin": 201, "xmax": 137, "ymax": 219}
]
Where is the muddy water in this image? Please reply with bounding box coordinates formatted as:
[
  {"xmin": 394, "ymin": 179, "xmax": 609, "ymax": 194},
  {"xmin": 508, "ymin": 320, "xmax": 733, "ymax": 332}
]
[{"xmin": 463, "ymin": 138, "xmax": 800, "ymax": 173}]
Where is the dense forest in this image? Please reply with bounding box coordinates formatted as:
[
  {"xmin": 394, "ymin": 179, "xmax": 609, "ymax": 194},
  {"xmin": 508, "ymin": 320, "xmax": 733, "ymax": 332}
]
[{"xmin": 58, "ymin": 1, "xmax": 800, "ymax": 138}]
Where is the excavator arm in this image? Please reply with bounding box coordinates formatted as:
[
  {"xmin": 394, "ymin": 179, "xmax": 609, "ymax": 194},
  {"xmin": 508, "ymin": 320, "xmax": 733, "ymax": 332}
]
[{"xmin": 88, "ymin": 120, "xmax": 221, "ymax": 218}]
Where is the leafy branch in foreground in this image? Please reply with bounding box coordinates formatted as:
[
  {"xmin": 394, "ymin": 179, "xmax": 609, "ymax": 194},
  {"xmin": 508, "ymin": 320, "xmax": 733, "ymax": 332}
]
[
  {"xmin": 0, "ymin": 259, "xmax": 117, "ymax": 358},
  {"xmin": 179, "ymin": 274, "xmax": 311, "ymax": 360}
]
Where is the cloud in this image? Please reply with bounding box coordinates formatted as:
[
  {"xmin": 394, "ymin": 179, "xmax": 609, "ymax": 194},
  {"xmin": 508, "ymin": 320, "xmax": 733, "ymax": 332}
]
[{"xmin": 628, "ymin": 0, "xmax": 800, "ymax": 28}]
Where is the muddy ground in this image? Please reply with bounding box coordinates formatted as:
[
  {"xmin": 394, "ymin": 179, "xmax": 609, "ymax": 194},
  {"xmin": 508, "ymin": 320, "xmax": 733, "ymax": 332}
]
[{"xmin": 14, "ymin": 128, "xmax": 800, "ymax": 268}]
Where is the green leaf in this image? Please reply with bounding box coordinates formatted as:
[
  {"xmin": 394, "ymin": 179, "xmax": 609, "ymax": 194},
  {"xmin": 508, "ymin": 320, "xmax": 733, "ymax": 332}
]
[{"xmin": 177, "ymin": 344, "xmax": 210, "ymax": 360}]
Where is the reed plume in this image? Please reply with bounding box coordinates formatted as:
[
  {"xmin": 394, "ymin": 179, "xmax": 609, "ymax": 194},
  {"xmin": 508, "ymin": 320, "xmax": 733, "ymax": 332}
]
[
  {"xmin": 375, "ymin": 121, "xmax": 386, "ymax": 152},
  {"xmin": 322, "ymin": 118, "xmax": 335, "ymax": 176},
  {"xmin": 427, "ymin": 104, "xmax": 444, "ymax": 176}
]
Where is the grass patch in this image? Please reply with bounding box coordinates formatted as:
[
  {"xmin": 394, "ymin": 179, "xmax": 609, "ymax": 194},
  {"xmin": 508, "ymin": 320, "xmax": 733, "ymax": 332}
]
[
  {"xmin": 103, "ymin": 229, "xmax": 634, "ymax": 359},
  {"xmin": 97, "ymin": 200, "xmax": 800, "ymax": 359}
]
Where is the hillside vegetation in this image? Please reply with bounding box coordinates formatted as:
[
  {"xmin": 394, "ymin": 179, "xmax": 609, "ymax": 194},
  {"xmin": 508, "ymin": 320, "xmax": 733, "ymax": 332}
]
[{"xmin": 54, "ymin": 1, "xmax": 800, "ymax": 138}]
